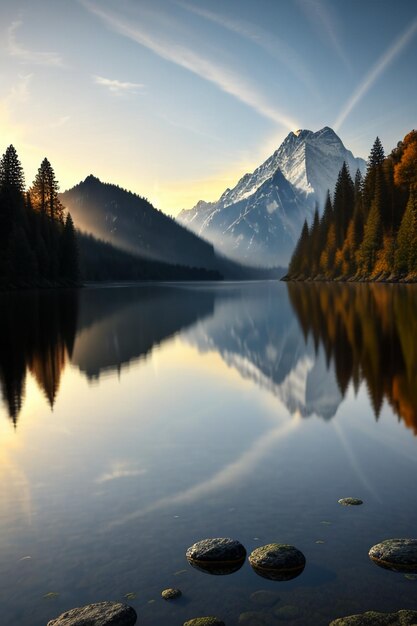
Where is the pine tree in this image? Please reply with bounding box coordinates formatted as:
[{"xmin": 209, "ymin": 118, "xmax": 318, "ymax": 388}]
[
  {"xmin": 333, "ymin": 162, "xmax": 354, "ymax": 248},
  {"xmin": 367, "ymin": 137, "xmax": 385, "ymax": 170},
  {"xmin": 0, "ymin": 146, "xmax": 26, "ymax": 282},
  {"xmin": 60, "ymin": 214, "xmax": 79, "ymax": 284},
  {"xmin": 30, "ymin": 158, "xmax": 64, "ymax": 221},
  {"xmin": 0, "ymin": 145, "xmax": 25, "ymax": 193},
  {"xmin": 357, "ymin": 199, "xmax": 382, "ymax": 275},
  {"xmin": 288, "ymin": 220, "xmax": 310, "ymax": 278},
  {"xmin": 363, "ymin": 137, "xmax": 385, "ymax": 218},
  {"xmin": 309, "ymin": 207, "xmax": 321, "ymax": 277}
]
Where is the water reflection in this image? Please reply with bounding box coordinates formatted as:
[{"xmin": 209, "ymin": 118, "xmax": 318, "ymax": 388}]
[
  {"xmin": 0, "ymin": 286, "xmax": 215, "ymax": 426},
  {"xmin": 287, "ymin": 282, "xmax": 417, "ymax": 434},
  {"xmin": 0, "ymin": 290, "xmax": 78, "ymax": 425},
  {"xmin": 2, "ymin": 282, "xmax": 417, "ymax": 435}
]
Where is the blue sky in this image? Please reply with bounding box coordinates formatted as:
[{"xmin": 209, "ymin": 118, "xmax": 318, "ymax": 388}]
[{"xmin": 1, "ymin": 0, "xmax": 416, "ymax": 214}]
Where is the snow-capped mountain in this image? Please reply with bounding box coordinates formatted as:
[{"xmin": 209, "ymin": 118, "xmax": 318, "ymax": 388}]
[{"xmin": 178, "ymin": 127, "xmax": 366, "ymax": 267}]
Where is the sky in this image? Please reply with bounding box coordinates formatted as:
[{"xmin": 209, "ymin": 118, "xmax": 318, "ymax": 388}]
[{"xmin": 0, "ymin": 0, "xmax": 416, "ymax": 216}]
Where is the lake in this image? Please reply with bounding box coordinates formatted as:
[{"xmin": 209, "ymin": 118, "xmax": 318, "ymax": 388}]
[{"xmin": 0, "ymin": 281, "xmax": 416, "ymax": 626}]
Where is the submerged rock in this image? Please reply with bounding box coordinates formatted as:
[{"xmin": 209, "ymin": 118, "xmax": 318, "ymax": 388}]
[
  {"xmin": 369, "ymin": 538, "xmax": 417, "ymax": 572},
  {"xmin": 161, "ymin": 588, "xmax": 182, "ymax": 600},
  {"xmin": 249, "ymin": 543, "xmax": 305, "ymax": 581},
  {"xmin": 274, "ymin": 605, "xmax": 300, "ymax": 620},
  {"xmin": 47, "ymin": 601, "xmax": 137, "ymax": 625},
  {"xmin": 239, "ymin": 611, "xmax": 275, "ymax": 625},
  {"xmin": 183, "ymin": 618, "xmax": 225, "ymax": 626},
  {"xmin": 338, "ymin": 498, "xmax": 363, "ymax": 506},
  {"xmin": 330, "ymin": 609, "xmax": 417, "ymax": 625},
  {"xmin": 186, "ymin": 538, "xmax": 246, "ymax": 575},
  {"xmin": 249, "ymin": 590, "xmax": 280, "ymax": 607}
]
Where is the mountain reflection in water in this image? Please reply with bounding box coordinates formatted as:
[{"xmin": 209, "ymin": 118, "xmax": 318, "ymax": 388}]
[{"xmin": 1, "ymin": 282, "xmax": 417, "ymax": 435}]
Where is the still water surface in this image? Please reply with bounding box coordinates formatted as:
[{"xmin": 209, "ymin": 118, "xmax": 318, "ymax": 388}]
[{"xmin": 0, "ymin": 281, "xmax": 417, "ymax": 625}]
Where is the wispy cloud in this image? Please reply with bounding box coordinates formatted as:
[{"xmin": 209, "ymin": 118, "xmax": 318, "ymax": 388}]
[
  {"xmin": 94, "ymin": 75, "xmax": 145, "ymax": 94},
  {"xmin": 296, "ymin": 0, "xmax": 351, "ymax": 72},
  {"xmin": 7, "ymin": 20, "xmax": 64, "ymax": 67},
  {"xmin": 334, "ymin": 16, "xmax": 417, "ymax": 131},
  {"xmin": 7, "ymin": 73, "xmax": 33, "ymax": 104},
  {"xmin": 81, "ymin": 0, "xmax": 298, "ymax": 130},
  {"xmin": 50, "ymin": 115, "xmax": 71, "ymax": 129},
  {"xmin": 176, "ymin": 0, "xmax": 318, "ymax": 97},
  {"xmin": 95, "ymin": 462, "xmax": 147, "ymax": 484}
]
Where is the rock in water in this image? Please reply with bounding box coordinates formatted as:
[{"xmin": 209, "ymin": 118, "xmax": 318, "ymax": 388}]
[
  {"xmin": 338, "ymin": 498, "xmax": 363, "ymax": 506},
  {"xmin": 183, "ymin": 618, "xmax": 225, "ymax": 626},
  {"xmin": 249, "ymin": 544, "xmax": 305, "ymax": 581},
  {"xmin": 330, "ymin": 609, "xmax": 417, "ymax": 625},
  {"xmin": 186, "ymin": 538, "xmax": 246, "ymax": 575},
  {"xmin": 47, "ymin": 601, "xmax": 137, "ymax": 625},
  {"xmin": 369, "ymin": 539, "xmax": 417, "ymax": 572},
  {"xmin": 161, "ymin": 588, "xmax": 182, "ymax": 600}
]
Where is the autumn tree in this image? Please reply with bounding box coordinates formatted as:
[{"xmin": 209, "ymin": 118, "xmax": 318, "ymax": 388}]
[
  {"xmin": 394, "ymin": 185, "xmax": 417, "ymax": 276},
  {"xmin": 394, "ymin": 130, "xmax": 417, "ymax": 187}
]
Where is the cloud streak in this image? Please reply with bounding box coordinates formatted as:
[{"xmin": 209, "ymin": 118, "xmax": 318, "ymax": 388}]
[
  {"xmin": 81, "ymin": 0, "xmax": 298, "ymax": 130},
  {"xmin": 7, "ymin": 20, "xmax": 64, "ymax": 67},
  {"xmin": 176, "ymin": 1, "xmax": 318, "ymax": 96},
  {"xmin": 296, "ymin": 0, "xmax": 351, "ymax": 71},
  {"xmin": 334, "ymin": 16, "xmax": 417, "ymax": 131},
  {"xmin": 94, "ymin": 75, "xmax": 145, "ymax": 94}
]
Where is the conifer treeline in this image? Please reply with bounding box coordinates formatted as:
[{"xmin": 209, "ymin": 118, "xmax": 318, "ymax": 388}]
[
  {"xmin": 286, "ymin": 130, "xmax": 417, "ymax": 280},
  {"xmin": 0, "ymin": 145, "xmax": 79, "ymax": 288}
]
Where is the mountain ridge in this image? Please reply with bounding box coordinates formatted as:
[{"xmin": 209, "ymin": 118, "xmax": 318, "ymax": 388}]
[{"xmin": 178, "ymin": 127, "xmax": 366, "ymax": 266}]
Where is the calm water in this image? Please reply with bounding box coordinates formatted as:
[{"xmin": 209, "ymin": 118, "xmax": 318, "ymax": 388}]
[{"xmin": 0, "ymin": 281, "xmax": 417, "ymax": 626}]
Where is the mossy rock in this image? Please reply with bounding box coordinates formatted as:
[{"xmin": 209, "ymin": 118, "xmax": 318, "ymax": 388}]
[
  {"xmin": 183, "ymin": 618, "xmax": 225, "ymax": 626},
  {"xmin": 249, "ymin": 543, "xmax": 305, "ymax": 581},
  {"xmin": 186, "ymin": 538, "xmax": 246, "ymax": 575},
  {"xmin": 338, "ymin": 498, "xmax": 363, "ymax": 506},
  {"xmin": 47, "ymin": 601, "xmax": 137, "ymax": 625},
  {"xmin": 330, "ymin": 609, "xmax": 417, "ymax": 625},
  {"xmin": 369, "ymin": 538, "xmax": 417, "ymax": 572},
  {"xmin": 161, "ymin": 587, "xmax": 182, "ymax": 600}
]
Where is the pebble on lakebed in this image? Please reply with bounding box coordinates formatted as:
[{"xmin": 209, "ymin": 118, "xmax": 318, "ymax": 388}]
[
  {"xmin": 161, "ymin": 587, "xmax": 182, "ymax": 600},
  {"xmin": 186, "ymin": 538, "xmax": 246, "ymax": 575},
  {"xmin": 338, "ymin": 498, "xmax": 363, "ymax": 506},
  {"xmin": 369, "ymin": 538, "xmax": 417, "ymax": 572},
  {"xmin": 248, "ymin": 543, "xmax": 306, "ymax": 581},
  {"xmin": 183, "ymin": 618, "xmax": 225, "ymax": 626},
  {"xmin": 46, "ymin": 601, "xmax": 137, "ymax": 625}
]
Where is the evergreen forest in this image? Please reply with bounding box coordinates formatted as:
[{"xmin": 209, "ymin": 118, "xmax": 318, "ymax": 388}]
[
  {"xmin": 0, "ymin": 145, "xmax": 79, "ymax": 288},
  {"xmin": 286, "ymin": 130, "xmax": 417, "ymax": 281}
]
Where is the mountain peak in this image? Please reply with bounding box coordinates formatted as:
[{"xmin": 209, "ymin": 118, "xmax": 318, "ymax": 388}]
[
  {"xmin": 83, "ymin": 174, "xmax": 101, "ymax": 185},
  {"xmin": 178, "ymin": 125, "xmax": 366, "ymax": 267}
]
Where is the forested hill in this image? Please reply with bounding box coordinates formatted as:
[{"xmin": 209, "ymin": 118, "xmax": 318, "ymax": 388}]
[
  {"xmin": 60, "ymin": 175, "xmax": 219, "ymax": 270},
  {"xmin": 284, "ymin": 130, "xmax": 417, "ymax": 282}
]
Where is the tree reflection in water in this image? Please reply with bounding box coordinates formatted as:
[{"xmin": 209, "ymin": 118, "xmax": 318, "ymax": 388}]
[{"xmin": 287, "ymin": 282, "xmax": 417, "ymax": 434}]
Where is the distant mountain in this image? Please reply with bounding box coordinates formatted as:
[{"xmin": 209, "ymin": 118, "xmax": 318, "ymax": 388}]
[
  {"xmin": 60, "ymin": 175, "xmax": 218, "ymax": 270},
  {"xmin": 177, "ymin": 127, "xmax": 366, "ymax": 266}
]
